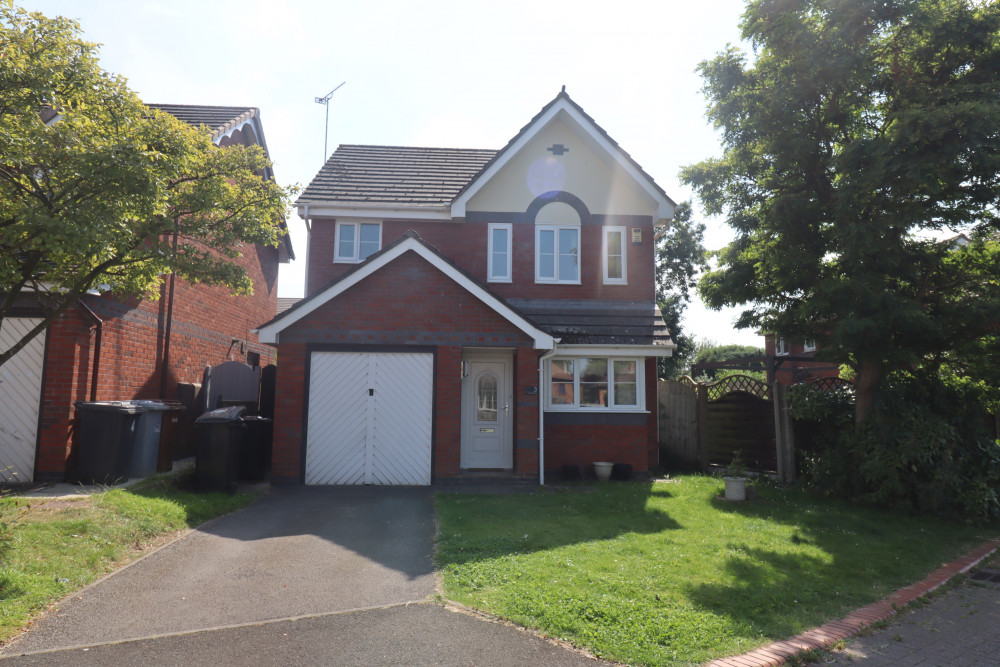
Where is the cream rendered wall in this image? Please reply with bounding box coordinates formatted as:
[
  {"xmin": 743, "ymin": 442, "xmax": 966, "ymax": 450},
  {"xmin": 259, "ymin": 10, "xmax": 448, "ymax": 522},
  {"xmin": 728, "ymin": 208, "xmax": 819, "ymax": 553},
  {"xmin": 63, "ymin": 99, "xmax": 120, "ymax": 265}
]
[{"xmin": 466, "ymin": 117, "xmax": 657, "ymax": 216}]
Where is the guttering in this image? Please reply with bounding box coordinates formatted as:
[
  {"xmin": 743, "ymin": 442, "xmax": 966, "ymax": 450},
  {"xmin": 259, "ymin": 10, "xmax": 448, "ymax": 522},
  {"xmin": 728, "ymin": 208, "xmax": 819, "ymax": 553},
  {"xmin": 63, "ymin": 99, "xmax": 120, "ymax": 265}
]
[
  {"xmin": 76, "ymin": 299, "xmax": 103, "ymax": 402},
  {"xmin": 537, "ymin": 345, "xmax": 559, "ymax": 486}
]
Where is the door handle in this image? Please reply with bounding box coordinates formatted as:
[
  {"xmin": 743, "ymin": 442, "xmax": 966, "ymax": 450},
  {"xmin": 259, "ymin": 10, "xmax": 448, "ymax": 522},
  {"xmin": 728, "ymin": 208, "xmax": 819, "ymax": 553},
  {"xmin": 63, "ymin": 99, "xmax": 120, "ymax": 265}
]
[{"xmin": 504, "ymin": 401, "xmax": 509, "ymax": 417}]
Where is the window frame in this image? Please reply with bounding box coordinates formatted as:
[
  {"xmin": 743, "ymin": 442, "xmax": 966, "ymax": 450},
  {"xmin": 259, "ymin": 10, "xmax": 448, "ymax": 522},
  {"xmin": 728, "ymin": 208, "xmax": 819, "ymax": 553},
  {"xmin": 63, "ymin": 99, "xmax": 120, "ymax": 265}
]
[
  {"xmin": 774, "ymin": 337, "xmax": 789, "ymax": 356},
  {"xmin": 333, "ymin": 221, "xmax": 382, "ymax": 264},
  {"xmin": 545, "ymin": 356, "xmax": 645, "ymax": 412},
  {"xmin": 487, "ymin": 223, "xmax": 513, "ymax": 283},
  {"xmin": 535, "ymin": 225, "xmax": 581, "ymax": 284},
  {"xmin": 803, "ymin": 339, "xmax": 816, "ymax": 353},
  {"xmin": 602, "ymin": 226, "xmax": 628, "ymax": 285}
]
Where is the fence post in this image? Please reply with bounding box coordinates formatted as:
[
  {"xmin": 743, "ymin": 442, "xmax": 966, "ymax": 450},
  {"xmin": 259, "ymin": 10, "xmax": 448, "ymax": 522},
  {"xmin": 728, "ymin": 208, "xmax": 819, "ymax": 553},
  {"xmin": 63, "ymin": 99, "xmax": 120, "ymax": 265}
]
[
  {"xmin": 772, "ymin": 382, "xmax": 796, "ymax": 483},
  {"xmin": 696, "ymin": 382, "xmax": 708, "ymax": 471}
]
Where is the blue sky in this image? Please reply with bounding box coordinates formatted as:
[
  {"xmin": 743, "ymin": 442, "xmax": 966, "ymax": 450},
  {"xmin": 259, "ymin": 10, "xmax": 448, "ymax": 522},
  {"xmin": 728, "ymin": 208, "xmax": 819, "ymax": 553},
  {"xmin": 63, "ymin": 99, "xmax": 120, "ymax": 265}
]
[{"xmin": 26, "ymin": 0, "xmax": 760, "ymax": 347}]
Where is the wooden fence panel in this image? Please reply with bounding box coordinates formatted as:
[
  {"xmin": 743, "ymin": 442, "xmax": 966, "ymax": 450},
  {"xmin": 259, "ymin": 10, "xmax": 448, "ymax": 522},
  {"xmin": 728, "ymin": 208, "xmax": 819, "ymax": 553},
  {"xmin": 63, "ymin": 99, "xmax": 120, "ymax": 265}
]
[
  {"xmin": 657, "ymin": 379, "xmax": 698, "ymax": 465},
  {"xmin": 705, "ymin": 392, "xmax": 778, "ymax": 472}
]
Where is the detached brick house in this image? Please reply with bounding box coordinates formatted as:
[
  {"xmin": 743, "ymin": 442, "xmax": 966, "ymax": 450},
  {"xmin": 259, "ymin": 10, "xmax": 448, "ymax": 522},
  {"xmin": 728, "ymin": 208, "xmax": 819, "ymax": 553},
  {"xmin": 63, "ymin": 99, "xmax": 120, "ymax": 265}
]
[
  {"xmin": 764, "ymin": 335, "xmax": 840, "ymax": 386},
  {"xmin": 0, "ymin": 105, "xmax": 293, "ymax": 483},
  {"xmin": 259, "ymin": 90, "xmax": 676, "ymax": 485}
]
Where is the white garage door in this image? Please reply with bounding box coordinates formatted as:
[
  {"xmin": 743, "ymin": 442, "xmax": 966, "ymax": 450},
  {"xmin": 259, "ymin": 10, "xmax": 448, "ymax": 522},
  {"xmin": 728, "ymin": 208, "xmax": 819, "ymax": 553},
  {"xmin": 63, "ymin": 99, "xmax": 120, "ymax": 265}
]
[
  {"xmin": 306, "ymin": 352, "xmax": 433, "ymax": 485},
  {"xmin": 0, "ymin": 318, "xmax": 46, "ymax": 483}
]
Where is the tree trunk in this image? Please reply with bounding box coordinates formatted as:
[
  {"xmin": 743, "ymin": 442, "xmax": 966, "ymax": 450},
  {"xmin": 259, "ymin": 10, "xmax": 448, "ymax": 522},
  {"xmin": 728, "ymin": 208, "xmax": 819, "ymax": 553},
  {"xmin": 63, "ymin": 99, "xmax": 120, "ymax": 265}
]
[{"xmin": 855, "ymin": 360, "xmax": 883, "ymax": 424}]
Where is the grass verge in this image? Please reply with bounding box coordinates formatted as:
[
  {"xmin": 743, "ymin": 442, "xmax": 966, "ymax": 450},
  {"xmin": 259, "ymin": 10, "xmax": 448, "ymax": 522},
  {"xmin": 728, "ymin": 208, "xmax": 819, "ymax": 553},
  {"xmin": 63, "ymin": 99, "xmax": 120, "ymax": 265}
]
[
  {"xmin": 0, "ymin": 472, "xmax": 254, "ymax": 644},
  {"xmin": 435, "ymin": 475, "xmax": 997, "ymax": 666}
]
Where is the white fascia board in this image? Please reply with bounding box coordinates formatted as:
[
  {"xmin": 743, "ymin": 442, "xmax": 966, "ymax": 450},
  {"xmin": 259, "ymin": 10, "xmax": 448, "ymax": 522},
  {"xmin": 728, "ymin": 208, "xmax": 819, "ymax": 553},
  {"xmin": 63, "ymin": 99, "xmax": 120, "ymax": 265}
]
[
  {"xmin": 451, "ymin": 99, "xmax": 675, "ymax": 221},
  {"xmin": 257, "ymin": 237, "xmax": 555, "ymax": 349},
  {"xmin": 554, "ymin": 343, "xmax": 676, "ymax": 357},
  {"xmin": 296, "ymin": 203, "xmax": 452, "ymax": 221}
]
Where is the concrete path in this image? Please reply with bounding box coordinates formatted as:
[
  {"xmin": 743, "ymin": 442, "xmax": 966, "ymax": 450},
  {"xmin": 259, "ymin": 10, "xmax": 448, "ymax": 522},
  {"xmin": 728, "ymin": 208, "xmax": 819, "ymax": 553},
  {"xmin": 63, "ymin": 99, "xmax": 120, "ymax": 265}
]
[{"xmin": 1, "ymin": 486, "xmax": 604, "ymax": 665}]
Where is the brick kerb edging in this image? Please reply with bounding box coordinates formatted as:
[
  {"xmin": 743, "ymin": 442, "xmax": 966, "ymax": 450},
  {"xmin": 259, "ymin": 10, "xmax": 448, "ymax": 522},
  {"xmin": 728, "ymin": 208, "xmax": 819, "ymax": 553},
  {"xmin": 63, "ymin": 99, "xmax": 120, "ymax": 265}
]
[{"xmin": 705, "ymin": 537, "xmax": 1000, "ymax": 667}]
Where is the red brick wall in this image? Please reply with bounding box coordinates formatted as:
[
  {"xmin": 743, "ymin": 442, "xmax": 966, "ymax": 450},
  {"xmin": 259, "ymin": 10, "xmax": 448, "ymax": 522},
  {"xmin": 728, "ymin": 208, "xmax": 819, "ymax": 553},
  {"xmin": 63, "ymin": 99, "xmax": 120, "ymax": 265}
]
[
  {"xmin": 33, "ymin": 241, "xmax": 280, "ymax": 481},
  {"xmin": 271, "ymin": 250, "xmax": 539, "ymax": 483},
  {"xmin": 543, "ymin": 421, "xmax": 649, "ymax": 475},
  {"xmin": 306, "ymin": 217, "xmax": 655, "ymax": 302}
]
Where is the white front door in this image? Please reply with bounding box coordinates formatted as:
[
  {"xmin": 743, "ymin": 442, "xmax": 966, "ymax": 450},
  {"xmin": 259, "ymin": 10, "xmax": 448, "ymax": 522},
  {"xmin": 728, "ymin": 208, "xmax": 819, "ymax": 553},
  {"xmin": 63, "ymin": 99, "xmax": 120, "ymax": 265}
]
[{"xmin": 460, "ymin": 353, "xmax": 513, "ymax": 469}]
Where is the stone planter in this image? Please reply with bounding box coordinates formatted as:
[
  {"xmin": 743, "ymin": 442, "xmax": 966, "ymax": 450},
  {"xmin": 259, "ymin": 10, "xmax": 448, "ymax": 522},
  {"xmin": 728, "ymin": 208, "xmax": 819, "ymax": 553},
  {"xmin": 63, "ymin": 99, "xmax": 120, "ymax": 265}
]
[
  {"xmin": 724, "ymin": 476, "xmax": 747, "ymax": 501},
  {"xmin": 593, "ymin": 461, "xmax": 613, "ymax": 481}
]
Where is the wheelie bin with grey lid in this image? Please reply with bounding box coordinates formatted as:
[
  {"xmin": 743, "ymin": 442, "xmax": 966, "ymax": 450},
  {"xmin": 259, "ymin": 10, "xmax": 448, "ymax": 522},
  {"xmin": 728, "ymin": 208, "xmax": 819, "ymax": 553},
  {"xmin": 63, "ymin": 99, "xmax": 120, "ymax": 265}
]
[
  {"xmin": 74, "ymin": 401, "xmax": 144, "ymax": 485},
  {"xmin": 194, "ymin": 405, "xmax": 245, "ymax": 493},
  {"xmin": 128, "ymin": 400, "xmax": 171, "ymax": 479}
]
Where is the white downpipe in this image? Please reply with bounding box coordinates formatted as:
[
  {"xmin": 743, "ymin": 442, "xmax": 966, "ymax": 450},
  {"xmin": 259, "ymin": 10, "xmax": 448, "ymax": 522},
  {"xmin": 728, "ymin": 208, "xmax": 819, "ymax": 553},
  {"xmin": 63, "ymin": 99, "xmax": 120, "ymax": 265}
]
[{"xmin": 538, "ymin": 346, "xmax": 558, "ymax": 486}]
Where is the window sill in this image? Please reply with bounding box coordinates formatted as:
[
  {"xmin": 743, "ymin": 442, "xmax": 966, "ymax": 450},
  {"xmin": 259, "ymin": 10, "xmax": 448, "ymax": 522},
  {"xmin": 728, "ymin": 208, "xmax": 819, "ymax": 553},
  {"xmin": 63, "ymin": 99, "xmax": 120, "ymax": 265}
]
[
  {"xmin": 545, "ymin": 408, "xmax": 649, "ymax": 414},
  {"xmin": 534, "ymin": 280, "xmax": 582, "ymax": 285},
  {"xmin": 487, "ymin": 277, "xmax": 513, "ymax": 284}
]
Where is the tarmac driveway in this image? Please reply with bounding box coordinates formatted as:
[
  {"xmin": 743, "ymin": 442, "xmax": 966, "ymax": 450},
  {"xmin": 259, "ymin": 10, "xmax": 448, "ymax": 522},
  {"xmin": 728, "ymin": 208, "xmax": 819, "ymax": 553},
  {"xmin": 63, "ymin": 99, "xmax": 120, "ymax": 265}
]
[{"xmin": 1, "ymin": 486, "xmax": 604, "ymax": 665}]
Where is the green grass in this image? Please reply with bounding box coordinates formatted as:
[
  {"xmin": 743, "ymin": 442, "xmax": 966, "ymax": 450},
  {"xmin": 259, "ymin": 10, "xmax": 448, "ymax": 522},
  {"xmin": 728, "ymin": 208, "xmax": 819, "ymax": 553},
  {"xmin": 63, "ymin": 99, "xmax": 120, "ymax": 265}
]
[
  {"xmin": 435, "ymin": 476, "xmax": 998, "ymax": 666},
  {"xmin": 0, "ymin": 473, "xmax": 253, "ymax": 643}
]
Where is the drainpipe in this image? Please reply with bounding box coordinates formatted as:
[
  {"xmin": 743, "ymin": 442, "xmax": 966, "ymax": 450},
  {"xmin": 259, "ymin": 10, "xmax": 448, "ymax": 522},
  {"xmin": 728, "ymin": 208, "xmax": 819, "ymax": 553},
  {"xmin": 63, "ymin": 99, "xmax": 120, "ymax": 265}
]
[
  {"xmin": 159, "ymin": 223, "xmax": 179, "ymax": 398},
  {"xmin": 77, "ymin": 299, "xmax": 103, "ymax": 402},
  {"xmin": 302, "ymin": 205, "xmax": 312, "ymax": 295},
  {"xmin": 537, "ymin": 346, "xmax": 558, "ymax": 486}
]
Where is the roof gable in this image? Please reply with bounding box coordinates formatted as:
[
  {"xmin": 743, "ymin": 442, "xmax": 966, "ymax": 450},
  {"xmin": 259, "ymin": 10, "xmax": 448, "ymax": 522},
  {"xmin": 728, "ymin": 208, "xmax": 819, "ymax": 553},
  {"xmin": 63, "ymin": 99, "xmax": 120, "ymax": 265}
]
[
  {"xmin": 257, "ymin": 232, "xmax": 555, "ymax": 349},
  {"xmin": 451, "ymin": 91, "xmax": 675, "ymax": 223}
]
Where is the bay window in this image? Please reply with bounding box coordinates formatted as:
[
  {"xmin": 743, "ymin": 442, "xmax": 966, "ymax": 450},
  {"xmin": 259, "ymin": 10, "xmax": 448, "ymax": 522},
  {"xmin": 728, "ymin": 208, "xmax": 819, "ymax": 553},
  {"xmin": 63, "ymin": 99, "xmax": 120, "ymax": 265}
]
[{"xmin": 547, "ymin": 357, "xmax": 642, "ymax": 410}]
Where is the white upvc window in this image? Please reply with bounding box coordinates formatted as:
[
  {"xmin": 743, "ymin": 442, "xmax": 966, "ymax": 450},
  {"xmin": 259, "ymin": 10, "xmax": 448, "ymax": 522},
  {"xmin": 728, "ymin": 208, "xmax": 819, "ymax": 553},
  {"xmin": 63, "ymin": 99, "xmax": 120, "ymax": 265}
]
[
  {"xmin": 547, "ymin": 357, "xmax": 643, "ymax": 411},
  {"xmin": 803, "ymin": 339, "xmax": 816, "ymax": 353},
  {"xmin": 602, "ymin": 226, "xmax": 627, "ymax": 284},
  {"xmin": 775, "ymin": 337, "xmax": 789, "ymax": 356},
  {"xmin": 334, "ymin": 221, "xmax": 381, "ymax": 263},
  {"xmin": 536, "ymin": 225, "xmax": 580, "ymax": 283},
  {"xmin": 487, "ymin": 223, "xmax": 512, "ymax": 283}
]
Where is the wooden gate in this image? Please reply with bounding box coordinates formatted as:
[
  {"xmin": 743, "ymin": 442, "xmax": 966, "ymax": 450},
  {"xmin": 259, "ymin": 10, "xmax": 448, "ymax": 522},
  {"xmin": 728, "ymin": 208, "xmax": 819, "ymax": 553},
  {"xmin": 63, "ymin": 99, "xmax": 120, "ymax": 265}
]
[{"xmin": 657, "ymin": 378, "xmax": 698, "ymax": 466}]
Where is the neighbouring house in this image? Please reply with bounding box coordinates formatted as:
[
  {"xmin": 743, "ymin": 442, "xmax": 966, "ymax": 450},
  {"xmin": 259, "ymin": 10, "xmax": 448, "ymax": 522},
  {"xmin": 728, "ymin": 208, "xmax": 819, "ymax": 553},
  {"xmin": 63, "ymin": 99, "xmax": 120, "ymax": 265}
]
[
  {"xmin": 764, "ymin": 335, "xmax": 839, "ymax": 386},
  {"xmin": 0, "ymin": 105, "xmax": 294, "ymax": 483},
  {"xmin": 258, "ymin": 90, "xmax": 676, "ymax": 485}
]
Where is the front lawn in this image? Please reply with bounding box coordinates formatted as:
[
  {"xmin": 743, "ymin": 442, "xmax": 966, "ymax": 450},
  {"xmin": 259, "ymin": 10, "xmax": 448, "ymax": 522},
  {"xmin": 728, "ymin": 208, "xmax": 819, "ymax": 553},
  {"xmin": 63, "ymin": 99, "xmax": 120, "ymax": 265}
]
[
  {"xmin": 0, "ymin": 473, "xmax": 254, "ymax": 644},
  {"xmin": 435, "ymin": 476, "xmax": 997, "ymax": 666}
]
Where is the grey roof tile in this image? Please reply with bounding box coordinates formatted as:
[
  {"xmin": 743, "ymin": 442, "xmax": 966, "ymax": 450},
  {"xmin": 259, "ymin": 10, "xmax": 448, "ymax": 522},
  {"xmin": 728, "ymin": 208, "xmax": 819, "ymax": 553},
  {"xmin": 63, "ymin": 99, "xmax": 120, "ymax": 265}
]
[
  {"xmin": 506, "ymin": 298, "xmax": 672, "ymax": 346},
  {"xmin": 148, "ymin": 104, "xmax": 257, "ymax": 140},
  {"xmin": 298, "ymin": 145, "xmax": 497, "ymax": 207}
]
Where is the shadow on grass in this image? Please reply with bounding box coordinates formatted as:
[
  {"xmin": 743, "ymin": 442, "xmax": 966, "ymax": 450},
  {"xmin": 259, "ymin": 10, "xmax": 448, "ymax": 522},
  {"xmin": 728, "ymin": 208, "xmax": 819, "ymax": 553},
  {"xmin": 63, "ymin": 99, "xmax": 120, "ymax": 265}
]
[{"xmin": 435, "ymin": 481, "xmax": 681, "ymax": 566}]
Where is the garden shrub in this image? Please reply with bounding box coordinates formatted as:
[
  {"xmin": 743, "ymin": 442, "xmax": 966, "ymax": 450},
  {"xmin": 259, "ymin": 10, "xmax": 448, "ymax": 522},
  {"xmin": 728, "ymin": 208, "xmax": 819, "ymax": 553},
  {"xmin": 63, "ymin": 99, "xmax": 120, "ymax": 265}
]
[{"xmin": 790, "ymin": 371, "xmax": 1000, "ymax": 522}]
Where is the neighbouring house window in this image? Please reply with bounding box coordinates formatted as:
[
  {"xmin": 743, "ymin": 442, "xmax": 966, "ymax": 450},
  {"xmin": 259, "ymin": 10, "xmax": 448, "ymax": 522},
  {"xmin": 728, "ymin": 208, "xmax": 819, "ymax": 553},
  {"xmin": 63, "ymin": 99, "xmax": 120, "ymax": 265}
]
[
  {"xmin": 602, "ymin": 227, "xmax": 627, "ymax": 284},
  {"xmin": 487, "ymin": 223, "xmax": 512, "ymax": 282},
  {"xmin": 775, "ymin": 338, "xmax": 789, "ymax": 356},
  {"xmin": 536, "ymin": 226, "xmax": 580, "ymax": 283},
  {"xmin": 547, "ymin": 357, "xmax": 642, "ymax": 410},
  {"xmin": 803, "ymin": 339, "xmax": 816, "ymax": 353},
  {"xmin": 334, "ymin": 221, "xmax": 381, "ymax": 263}
]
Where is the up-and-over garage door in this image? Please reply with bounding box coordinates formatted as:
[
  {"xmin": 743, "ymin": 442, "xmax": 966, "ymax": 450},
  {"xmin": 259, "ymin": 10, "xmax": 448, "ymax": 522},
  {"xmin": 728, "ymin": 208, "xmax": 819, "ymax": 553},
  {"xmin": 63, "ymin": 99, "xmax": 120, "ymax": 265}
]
[
  {"xmin": 0, "ymin": 318, "xmax": 46, "ymax": 483},
  {"xmin": 306, "ymin": 352, "xmax": 433, "ymax": 485}
]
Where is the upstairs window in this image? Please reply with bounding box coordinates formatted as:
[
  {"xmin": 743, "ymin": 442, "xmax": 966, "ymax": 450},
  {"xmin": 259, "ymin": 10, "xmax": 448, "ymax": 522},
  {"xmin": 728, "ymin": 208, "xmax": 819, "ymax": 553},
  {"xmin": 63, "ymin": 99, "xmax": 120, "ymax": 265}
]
[
  {"xmin": 775, "ymin": 338, "xmax": 789, "ymax": 356},
  {"xmin": 487, "ymin": 223, "xmax": 512, "ymax": 282},
  {"xmin": 603, "ymin": 226, "xmax": 627, "ymax": 284},
  {"xmin": 803, "ymin": 339, "xmax": 816, "ymax": 353},
  {"xmin": 334, "ymin": 221, "xmax": 381, "ymax": 263},
  {"xmin": 535, "ymin": 201, "xmax": 581, "ymax": 284},
  {"xmin": 536, "ymin": 226, "xmax": 580, "ymax": 283}
]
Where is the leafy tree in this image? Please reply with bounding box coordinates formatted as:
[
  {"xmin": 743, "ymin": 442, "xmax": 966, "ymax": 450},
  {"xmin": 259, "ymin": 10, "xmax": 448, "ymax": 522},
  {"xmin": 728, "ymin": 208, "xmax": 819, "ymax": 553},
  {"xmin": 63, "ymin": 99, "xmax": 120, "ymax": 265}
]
[
  {"xmin": 655, "ymin": 201, "xmax": 708, "ymax": 379},
  {"xmin": 682, "ymin": 0, "xmax": 1000, "ymax": 423},
  {"xmin": 0, "ymin": 6, "xmax": 293, "ymax": 367}
]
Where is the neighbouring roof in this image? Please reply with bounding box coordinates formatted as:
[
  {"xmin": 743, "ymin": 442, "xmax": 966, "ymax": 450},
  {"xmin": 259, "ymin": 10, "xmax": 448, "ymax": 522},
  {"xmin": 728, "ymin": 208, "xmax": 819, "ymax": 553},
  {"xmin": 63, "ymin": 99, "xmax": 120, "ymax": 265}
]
[
  {"xmin": 148, "ymin": 104, "xmax": 259, "ymax": 142},
  {"xmin": 506, "ymin": 298, "xmax": 672, "ymax": 347},
  {"xmin": 297, "ymin": 145, "xmax": 497, "ymax": 207},
  {"xmin": 276, "ymin": 297, "xmax": 300, "ymax": 315}
]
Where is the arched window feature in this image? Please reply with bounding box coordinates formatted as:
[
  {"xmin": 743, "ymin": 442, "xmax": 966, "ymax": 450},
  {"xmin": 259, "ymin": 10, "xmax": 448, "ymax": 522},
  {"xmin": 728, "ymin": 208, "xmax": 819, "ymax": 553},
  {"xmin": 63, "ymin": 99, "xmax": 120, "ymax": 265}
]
[
  {"xmin": 535, "ymin": 201, "xmax": 581, "ymax": 284},
  {"xmin": 476, "ymin": 372, "xmax": 498, "ymax": 422}
]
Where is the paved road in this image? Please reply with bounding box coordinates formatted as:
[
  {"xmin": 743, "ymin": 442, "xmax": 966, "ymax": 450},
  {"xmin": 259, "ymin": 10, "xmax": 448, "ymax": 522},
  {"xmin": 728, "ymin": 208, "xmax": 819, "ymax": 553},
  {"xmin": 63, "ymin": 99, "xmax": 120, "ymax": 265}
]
[
  {"xmin": 826, "ymin": 576, "xmax": 1000, "ymax": 666},
  {"xmin": 1, "ymin": 486, "xmax": 605, "ymax": 666}
]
